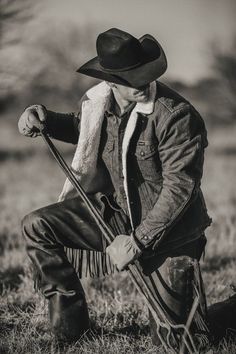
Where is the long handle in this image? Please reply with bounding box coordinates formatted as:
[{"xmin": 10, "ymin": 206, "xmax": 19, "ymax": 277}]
[{"xmin": 41, "ymin": 131, "xmax": 198, "ymax": 354}]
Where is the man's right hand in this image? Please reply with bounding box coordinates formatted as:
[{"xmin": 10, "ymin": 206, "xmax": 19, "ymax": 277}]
[{"xmin": 18, "ymin": 104, "xmax": 47, "ymax": 137}]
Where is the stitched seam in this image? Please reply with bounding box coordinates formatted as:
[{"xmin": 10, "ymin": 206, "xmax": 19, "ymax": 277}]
[{"xmin": 157, "ymin": 104, "xmax": 191, "ymax": 134}]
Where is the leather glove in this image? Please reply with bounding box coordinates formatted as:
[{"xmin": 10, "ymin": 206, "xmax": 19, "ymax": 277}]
[
  {"xmin": 106, "ymin": 234, "xmax": 142, "ymax": 271},
  {"xmin": 18, "ymin": 104, "xmax": 47, "ymax": 137}
]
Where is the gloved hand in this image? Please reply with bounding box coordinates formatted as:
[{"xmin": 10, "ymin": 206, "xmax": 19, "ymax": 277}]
[
  {"xmin": 18, "ymin": 104, "xmax": 47, "ymax": 137},
  {"xmin": 106, "ymin": 234, "xmax": 142, "ymax": 271}
]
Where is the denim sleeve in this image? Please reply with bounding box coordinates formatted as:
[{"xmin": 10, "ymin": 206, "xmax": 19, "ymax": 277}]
[
  {"xmin": 45, "ymin": 94, "xmax": 89, "ymax": 144},
  {"xmin": 134, "ymin": 105, "xmax": 208, "ymax": 249},
  {"xmin": 46, "ymin": 111, "xmax": 80, "ymax": 144}
]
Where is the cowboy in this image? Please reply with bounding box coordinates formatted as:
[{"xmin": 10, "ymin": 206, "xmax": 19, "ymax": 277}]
[{"xmin": 18, "ymin": 28, "xmax": 212, "ymax": 347}]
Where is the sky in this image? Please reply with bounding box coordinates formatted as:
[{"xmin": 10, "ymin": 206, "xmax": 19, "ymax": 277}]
[{"xmin": 40, "ymin": 0, "xmax": 236, "ymax": 83}]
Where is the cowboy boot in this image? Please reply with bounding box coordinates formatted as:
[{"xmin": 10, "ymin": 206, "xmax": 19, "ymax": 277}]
[
  {"xmin": 22, "ymin": 208, "xmax": 91, "ymax": 342},
  {"xmin": 48, "ymin": 289, "xmax": 90, "ymax": 342}
]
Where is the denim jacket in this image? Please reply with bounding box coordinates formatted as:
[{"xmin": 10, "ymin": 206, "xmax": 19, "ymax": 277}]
[{"xmin": 46, "ymin": 81, "xmax": 212, "ymax": 251}]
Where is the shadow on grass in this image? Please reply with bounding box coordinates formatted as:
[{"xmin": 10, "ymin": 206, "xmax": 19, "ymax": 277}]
[
  {"xmin": 0, "ymin": 265, "xmax": 25, "ymax": 293},
  {"xmin": 114, "ymin": 323, "xmax": 150, "ymax": 337},
  {"xmin": 88, "ymin": 321, "xmax": 150, "ymax": 339},
  {"xmin": 202, "ymin": 255, "xmax": 236, "ymax": 272}
]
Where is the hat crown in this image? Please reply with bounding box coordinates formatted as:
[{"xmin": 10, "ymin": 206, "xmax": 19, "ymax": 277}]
[
  {"xmin": 77, "ymin": 28, "xmax": 167, "ymax": 89},
  {"xmin": 97, "ymin": 28, "xmax": 144, "ymax": 71}
]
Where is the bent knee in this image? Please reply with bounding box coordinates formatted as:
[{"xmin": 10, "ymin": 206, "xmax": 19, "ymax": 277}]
[{"xmin": 21, "ymin": 209, "xmax": 47, "ymax": 238}]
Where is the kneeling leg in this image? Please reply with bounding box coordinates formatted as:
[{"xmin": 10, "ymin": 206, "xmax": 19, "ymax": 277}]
[{"xmin": 22, "ymin": 197, "xmax": 105, "ymax": 341}]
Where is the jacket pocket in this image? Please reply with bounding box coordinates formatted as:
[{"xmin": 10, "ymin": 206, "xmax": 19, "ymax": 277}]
[{"xmin": 134, "ymin": 142, "xmax": 162, "ymax": 182}]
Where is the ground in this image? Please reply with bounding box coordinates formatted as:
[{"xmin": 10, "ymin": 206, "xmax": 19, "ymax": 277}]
[{"xmin": 0, "ymin": 120, "xmax": 236, "ymax": 353}]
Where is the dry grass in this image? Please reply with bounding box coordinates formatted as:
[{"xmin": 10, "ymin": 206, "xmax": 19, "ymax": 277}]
[{"xmin": 0, "ymin": 120, "xmax": 236, "ymax": 353}]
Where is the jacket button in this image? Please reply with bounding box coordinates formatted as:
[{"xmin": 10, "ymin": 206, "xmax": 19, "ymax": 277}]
[
  {"xmin": 140, "ymin": 151, "xmax": 145, "ymax": 157},
  {"xmin": 143, "ymin": 236, "xmax": 148, "ymax": 241}
]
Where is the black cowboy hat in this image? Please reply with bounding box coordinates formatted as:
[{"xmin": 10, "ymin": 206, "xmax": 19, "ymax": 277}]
[{"xmin": 77, "ymin": 28, "xmax": 167, "ymax": 89}]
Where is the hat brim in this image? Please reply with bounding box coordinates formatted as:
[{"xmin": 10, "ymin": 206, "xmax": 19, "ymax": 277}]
[{"xmin": 77, "ymin": 34, "xmax": 167, "ymax": 89}]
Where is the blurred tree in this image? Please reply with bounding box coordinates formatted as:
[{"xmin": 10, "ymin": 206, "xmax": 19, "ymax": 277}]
[
  {"xmin": 0, "ymin": 3, "xmax": 96, "ymax": 116},
  {"xmin": 0, "ymin": 0, "xmax": 36, "ymax": 112},
  {"xmin": 175, "ymin": 38, "xmax": 236, "ymax": 128},
  {"xmin": 25, "ymin": 25, "xmax": 96, "ymax": 111},
  {"xmin": 0, "ymin": 0, "xmax": 34, "ymax": 47},
  {"xmin": 211, "ymin": 38, "xmax": 236, "ymax": 122}
]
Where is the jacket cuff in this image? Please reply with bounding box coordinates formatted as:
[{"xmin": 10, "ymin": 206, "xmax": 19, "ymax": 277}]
[
  {"xmin": 134, "ymin": 224, "xmax": 154, "ymax": 248},
  {"xmin": 134, "ymin": 223, "xmax": 166, "ymax": 249}
]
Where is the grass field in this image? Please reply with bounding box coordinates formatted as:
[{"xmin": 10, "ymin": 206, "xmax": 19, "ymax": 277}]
[{"xmin": 0, "ymin": 119, "xmax": 236, "ymax": 353}]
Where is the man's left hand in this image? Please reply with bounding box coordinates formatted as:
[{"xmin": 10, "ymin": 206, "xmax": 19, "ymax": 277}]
[{"xmin": 106, "ymin": 234, "xmax": 142, "ymax": 271}]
